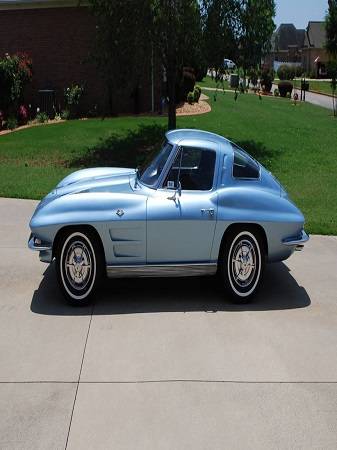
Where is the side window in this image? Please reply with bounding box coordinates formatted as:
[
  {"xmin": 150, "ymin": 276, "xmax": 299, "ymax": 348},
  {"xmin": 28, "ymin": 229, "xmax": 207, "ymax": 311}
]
[
  {"xmin": 164, "ymin": 146, "xmax": 216, "ymax": 191},
  {"xmin": 232, "ymin": 146, "xmax": 260, "ymax": 179}
]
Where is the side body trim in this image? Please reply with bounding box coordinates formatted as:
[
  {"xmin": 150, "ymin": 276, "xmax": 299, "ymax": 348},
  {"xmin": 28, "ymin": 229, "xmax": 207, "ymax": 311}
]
[{"xmin": 106, "ymin": 263, "xmax": 217, "ymax": 278}]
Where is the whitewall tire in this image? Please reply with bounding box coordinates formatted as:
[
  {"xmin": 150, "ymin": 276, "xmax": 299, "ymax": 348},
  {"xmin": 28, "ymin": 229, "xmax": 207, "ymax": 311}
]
[
  {"xmin": 219, "ymin": 228, "xmax": 265, "ymax": 303},
  {"xmin": 56, "ymin": 230, "xmax": 103, "ymax": 306}
]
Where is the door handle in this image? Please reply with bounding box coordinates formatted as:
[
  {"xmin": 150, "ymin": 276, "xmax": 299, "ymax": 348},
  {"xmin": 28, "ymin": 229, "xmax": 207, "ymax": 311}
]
[{"xmin": 201, "ymin": 208, "xmax": 215, "ymax": 217}]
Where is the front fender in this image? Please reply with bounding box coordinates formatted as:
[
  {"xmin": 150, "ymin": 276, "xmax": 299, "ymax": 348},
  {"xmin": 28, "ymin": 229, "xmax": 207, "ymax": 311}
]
[{"xmin": 29, "ymin": 192, "xmax": 147, "ymax": 265}]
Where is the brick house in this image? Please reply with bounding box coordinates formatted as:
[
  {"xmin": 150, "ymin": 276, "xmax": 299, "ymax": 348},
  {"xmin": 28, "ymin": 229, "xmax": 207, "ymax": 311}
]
[
  {"xmin": 302, "ymin": 22, "xmax": 329, "ymax": 77},
  {"xmin": 265, "ymin": 21, "xmax": 329, "ymax": 77},
  {"xmin": 269, "ymin": 24, "xmax": 305, "ymax": 65},
  {"xmin": 0, "ymin": 0, "xmax": 160, "ymax": 115}
]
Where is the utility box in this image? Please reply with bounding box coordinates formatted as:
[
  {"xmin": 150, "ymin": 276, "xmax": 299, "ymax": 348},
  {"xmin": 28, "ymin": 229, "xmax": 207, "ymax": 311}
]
[
  {"xmin": 38, "ymin": 90, "xmax": 55, "ymax": 118},
  {"xmin": 229, "ymin": 74, "xmax": 239, "ymax": 89}
]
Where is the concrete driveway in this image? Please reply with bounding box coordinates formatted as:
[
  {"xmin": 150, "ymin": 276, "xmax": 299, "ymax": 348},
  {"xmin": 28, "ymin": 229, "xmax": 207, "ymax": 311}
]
[{"xmin": 1, "ymin": 197, "xmax": 337, "ymax": 450}]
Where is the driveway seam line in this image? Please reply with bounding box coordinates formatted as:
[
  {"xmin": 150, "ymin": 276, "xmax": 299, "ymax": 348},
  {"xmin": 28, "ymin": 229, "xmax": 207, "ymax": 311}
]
[
  {"xmin": 1, "ymin": 380, "xmax": 337, "ymax": 384},
  {"xmin": 64, "ymin": 303, "xmax": 94, "ymax": 450}
]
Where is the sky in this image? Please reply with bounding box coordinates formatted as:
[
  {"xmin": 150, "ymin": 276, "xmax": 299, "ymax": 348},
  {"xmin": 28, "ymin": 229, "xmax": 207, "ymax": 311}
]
[{"xmin": 275, "ymin": 0, "xmax": 329, "ymax": 29}]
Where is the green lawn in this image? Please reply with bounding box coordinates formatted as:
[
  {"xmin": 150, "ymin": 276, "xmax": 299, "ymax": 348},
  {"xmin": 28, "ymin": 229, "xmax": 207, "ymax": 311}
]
[
  {"xmin": 1, "ymin": 92, "xmax": 336, "ymax": 235},
  {"xmin": 198, "ymin": 75, "xmax": 232, "ymax": 90},
  {"xmin": 292, "ymin": 79, "xmax": 334, "ymax": 96}
]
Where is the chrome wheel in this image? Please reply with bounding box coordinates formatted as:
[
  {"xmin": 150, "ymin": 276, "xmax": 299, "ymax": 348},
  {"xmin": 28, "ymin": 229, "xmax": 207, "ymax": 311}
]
[
  {"xmin": 225, "ymin": 230, "xmax": 263, "ymax": 300},
  {"xmin": 59, "ymin": 232, "xmax": 97, "ymax": 302},
  {"xmin": 231, "ymin": 238, "xmax": 256, "ymax": 288},
  {"xmin": 64, "ymin": 240, "xmax": 92, "ymax": 291}
]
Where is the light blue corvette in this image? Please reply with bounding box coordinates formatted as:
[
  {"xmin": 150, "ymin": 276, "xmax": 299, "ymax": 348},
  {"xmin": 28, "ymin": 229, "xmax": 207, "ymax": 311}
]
[{"xmin": 28, "ymin": 129, "xmax": 309, "ymax": 305}]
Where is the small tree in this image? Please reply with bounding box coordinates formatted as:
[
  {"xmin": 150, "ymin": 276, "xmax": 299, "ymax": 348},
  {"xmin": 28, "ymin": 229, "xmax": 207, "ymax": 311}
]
[
  {"xmin": 238, "ymin": 0, "xmax": 276, "ymax": 79},
  {"xmin": 202, "ymin": 0, "xmax": 240, "ymax": 79},
  {"xmin": 151, "ymin": 0, "xmax": 202, "ymax": 130},
  {"xmin": 326, "ymin": 0, "xmax": 337, "ymax": 116}
]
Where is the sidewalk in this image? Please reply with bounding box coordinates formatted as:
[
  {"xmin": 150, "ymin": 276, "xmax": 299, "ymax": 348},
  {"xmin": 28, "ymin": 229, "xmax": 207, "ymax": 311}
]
[{"xmin": 273, "ymin": 84, "xmax": 334, "ymax": 111}]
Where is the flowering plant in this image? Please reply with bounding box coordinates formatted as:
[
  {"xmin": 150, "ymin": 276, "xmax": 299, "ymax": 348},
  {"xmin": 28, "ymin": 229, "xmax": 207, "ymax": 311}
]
[{"xmin": 0, "ymin": 52, "xmax": 33, "ymax": 115}]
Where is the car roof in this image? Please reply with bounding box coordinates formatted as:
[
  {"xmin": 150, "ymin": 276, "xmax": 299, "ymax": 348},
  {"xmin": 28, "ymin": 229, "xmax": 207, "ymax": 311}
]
[{"xmin": 166, "ymin": 129, "xmax": 233, "ymax": 155}]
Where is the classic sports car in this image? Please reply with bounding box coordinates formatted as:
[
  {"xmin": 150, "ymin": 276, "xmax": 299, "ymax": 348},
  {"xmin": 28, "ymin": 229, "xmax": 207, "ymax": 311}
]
[{"xmin": 28, "ymin": 129, "xmax": 309, "ymax": 305}]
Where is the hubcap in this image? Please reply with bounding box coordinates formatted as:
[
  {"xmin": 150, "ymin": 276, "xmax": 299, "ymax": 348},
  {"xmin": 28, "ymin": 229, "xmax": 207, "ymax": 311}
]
[
  {"xmin": 231, "ymin": 239, "xmax": 256, "ymax": 288},
  {"xmin": 65, "ymin": 240, "xmax": 92, "ymax": 290}
]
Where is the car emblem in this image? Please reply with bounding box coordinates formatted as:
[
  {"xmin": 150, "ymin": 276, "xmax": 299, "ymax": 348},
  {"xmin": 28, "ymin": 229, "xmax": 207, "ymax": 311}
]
[{"xmin": 116, "ymin": 209, "xmax": 124, "ymax": 217}]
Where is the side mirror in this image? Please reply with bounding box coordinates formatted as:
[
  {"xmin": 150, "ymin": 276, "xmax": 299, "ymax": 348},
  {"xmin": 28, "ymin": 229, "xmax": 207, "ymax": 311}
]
[{"xmin": 167, "ymin": 181, "xmax": 181, "ymax": 201}]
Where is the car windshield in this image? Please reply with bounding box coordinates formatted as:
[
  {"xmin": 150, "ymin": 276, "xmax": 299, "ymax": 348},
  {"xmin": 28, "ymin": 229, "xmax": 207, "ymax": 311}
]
[{"xmin": 140, "ymin": 142, "xmax": 173, "ymax": 187}]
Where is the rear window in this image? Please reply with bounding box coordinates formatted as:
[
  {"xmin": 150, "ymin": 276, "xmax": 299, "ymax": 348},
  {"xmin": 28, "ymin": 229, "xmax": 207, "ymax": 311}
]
[{"xmin": 232, "ymin": 145, "xmax": 260, "ymax": 179}]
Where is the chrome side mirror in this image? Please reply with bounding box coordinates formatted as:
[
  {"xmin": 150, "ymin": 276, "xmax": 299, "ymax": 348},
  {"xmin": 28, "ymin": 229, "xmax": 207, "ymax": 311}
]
[{"xmin": 167, "ymin": 181, "xmax": 181, "ymax": 201}]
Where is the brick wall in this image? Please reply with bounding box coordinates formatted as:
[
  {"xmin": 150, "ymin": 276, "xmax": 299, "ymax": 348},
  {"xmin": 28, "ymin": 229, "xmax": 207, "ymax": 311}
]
[{"xmin": 0, "ymin": 6, "xmax": 158, "ymax": 115}]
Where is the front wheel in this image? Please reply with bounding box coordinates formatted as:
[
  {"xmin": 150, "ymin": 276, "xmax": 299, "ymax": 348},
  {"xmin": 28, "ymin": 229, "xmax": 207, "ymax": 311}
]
[
  {"xmin": 219, "ymin": 229, "xmax": 265, "ymax": 303},
  {"xmin": 55, "ymin": 230, "xmax": 103, "ymax": 306}
]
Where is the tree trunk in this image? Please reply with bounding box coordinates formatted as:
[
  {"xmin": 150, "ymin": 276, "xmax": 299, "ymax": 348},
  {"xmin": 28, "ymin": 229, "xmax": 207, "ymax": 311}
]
[{"xmin": 167, "ymin": 67, "xmax": 176, "ymax": 130}]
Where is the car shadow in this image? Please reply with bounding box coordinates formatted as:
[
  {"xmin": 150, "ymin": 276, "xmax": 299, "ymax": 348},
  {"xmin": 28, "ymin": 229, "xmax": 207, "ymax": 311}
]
[{"xmin": 31, "ymin": 262, "xmax": 311, "ymax": 316}]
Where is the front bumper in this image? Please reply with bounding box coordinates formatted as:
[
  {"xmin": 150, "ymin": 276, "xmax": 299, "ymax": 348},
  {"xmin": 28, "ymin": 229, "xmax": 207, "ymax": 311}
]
[
  {"xmin": 28, "ymin": 234, "xmax": 53, "ymax": 263},
  {"xmin": 282, "ymin": 230, "xmax": 309, "ymax": 251}
]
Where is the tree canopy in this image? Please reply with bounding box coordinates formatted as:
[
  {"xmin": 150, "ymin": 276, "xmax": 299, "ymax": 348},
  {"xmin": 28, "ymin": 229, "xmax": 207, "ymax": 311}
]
[{"xmin": 326, "ymin": 0, "xmax": 337, "ymax": 58}]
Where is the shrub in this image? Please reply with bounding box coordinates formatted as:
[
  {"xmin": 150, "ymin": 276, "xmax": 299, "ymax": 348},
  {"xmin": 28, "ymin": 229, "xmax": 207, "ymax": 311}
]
[
  {"xmin": 187, "ymin": 91, "xmax": 194, "ymax": 104},
  {"xmin": 278, "ymin": 81, "xmax": 293, "ymax": 98},
  {"xmin": 61, "ymin": 109, "xmax": 70, "ymax": 120},
  {"xmin": 277, "ymin": 64, "xmax": 295, "ymax": 80},
  {"xmin": 0, "ymin": 53, "xmax": 32, "ymax": 115},
  {"xmin": 18, "ymin": 104, "xmax": 28, "ymax": 124},
  {"xmin": 64, "ymin": 84, "xmax": 84, "ymax": 118},
  {"xmin": 193, "ymin": 85, "xmax": 201, "ymax": 102},
  {"xmin": 36, "ymin": 111, "xmax": 49, "ymax": 123},
  {"xmin": 260, "ymin": 70, "xmax": 273, "ymax": 93},
  {"xmin": 6, "ymin": 115, "xmax": 18, "ymax": 130},
  {"xmin": 177, "ymin": 67, "xmax": 196, "ymax": 103},
  {"xmin": 249, "ymin": 68, "xmax": 259, "ymax": 87},
  {"xmin": 295, "ymin": 66, "xmax": 303, "ymax": 77}
]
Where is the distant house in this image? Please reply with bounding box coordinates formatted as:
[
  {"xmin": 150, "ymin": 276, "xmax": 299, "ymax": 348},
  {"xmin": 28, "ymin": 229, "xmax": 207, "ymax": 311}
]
[
  {"xmin": 264, "ymin": 21, "xmax": 329, "ymax": 78},
  {"xmin": 265, "ymin": 24, "xmax": 305, "ymax": 68},
  {"xmin": 0, "ymin": 0, "xmax": 160, "ymax": 115},
  {"xmin": 302, "ymin": 21, "xmax": 329, "ymax": 77}
]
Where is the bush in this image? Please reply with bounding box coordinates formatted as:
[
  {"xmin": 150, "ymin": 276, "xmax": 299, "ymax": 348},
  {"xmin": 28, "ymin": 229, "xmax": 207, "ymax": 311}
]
[
  {"xmin": 295, "ymin": 66, "xmax": 303, "ymax": 78},
  {"xmin": 36, "ymin": 111, "xmax": 49, "ymax": 123},
  {"xmin": 248, "ymin": 68, "xmax": 259, "ymax": 87},
  {"xmin": 61, "ymin": 109, "xmax": 70, "ymax": 120},
  {"xmin": 6, "ymin": 115, "xmax": 18, "ymax": 130},
  {"xmin": 0, "ymin": 53, "xmax": 32, "ymax": 115},
  {"xmin": 18, "ymin": 104, "xmax": 28, "ymax": 125},
  {"xmin": 260, "ymin": 70, "xmax": 273, "ymax": 93},
  {"xmin": 187, "ymin": 91, "xmax": 194, "ymax": 104},
  {"xmin": 278, "ymin": 81, "xmax": 293, "ymax": 98},
  {"xmin": 177, "ymin": 67, "xmax": 196, "ymax": 103},
  {"xmin": 64, "ymin": 84, "xmax": 84, "ymax": 118},
  {"xmin": 193, "ymin": 85, "xmax": 201, "ymax": 102},
  {"xmin": 277, "ymin": 64, "xmax": 295, "ymax": 81}
]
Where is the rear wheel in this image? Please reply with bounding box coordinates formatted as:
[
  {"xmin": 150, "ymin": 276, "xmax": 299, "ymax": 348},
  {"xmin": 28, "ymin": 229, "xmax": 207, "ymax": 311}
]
[
  {"xmin": 55, "ymin": 230, "xmax": 103, "ymax": 306},
  {"xmin": 219, "ymin": 228, "xmax": 265, "ymax": 303}
]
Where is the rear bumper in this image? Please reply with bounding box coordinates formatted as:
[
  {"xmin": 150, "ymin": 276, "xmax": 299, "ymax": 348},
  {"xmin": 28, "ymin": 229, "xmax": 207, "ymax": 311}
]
[{"xmin": 282, "ymin": 230, "xmax": 309, "ymax": 251}]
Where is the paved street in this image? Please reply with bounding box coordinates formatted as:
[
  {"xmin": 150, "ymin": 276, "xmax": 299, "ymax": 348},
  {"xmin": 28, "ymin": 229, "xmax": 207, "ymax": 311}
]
[{"xmin": 1, "ymin": 197, "xmax": 337, "ymax": 450}]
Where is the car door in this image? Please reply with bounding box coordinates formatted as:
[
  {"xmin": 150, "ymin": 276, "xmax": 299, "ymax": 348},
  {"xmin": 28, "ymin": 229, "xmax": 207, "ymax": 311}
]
[{"xmin": 146, "ymin": 145, "xmax": 218, "ymax": 264}]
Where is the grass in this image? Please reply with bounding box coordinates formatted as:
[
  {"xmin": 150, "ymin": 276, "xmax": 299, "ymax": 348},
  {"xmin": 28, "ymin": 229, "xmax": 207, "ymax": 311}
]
[
  {"xmin": 198, "ymin": 75, "xmax": 232, "ymax": 90},
  {"xmin": 0, "ymin": 92, "xmax": 336, "ymax": 235},
  {"xmin": 292, "ymin": 79, "xmax": 333, "ymax": 96}
]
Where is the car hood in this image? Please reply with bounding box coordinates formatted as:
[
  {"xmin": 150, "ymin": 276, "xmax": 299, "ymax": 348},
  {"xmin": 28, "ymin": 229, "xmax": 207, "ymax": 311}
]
[{"xmin": 40, "ymin": 167, "xmax": 137, "ymax": 207}]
